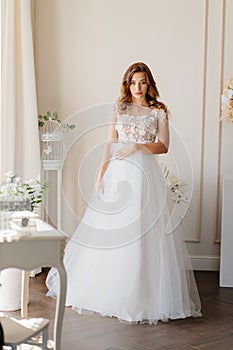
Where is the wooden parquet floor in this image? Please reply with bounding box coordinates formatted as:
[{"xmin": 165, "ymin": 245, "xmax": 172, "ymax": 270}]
[{"xmin": 4, "ymin": 270, "xmax": 233, "ymax": 350}]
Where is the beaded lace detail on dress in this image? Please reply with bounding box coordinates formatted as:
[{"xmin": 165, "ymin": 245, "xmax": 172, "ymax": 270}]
[{"xmin": 115, "ymin": 103, "xmax": 167, "ymax": 144}]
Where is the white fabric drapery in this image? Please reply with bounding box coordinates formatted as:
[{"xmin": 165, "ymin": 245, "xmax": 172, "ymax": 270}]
[
  {"xmin": 0, "ymin": 0, "xmax": 40, "ymax": 311},
  {"xmin": 1, "ymin": 0, "xmax": 40, "ymax": 180}
]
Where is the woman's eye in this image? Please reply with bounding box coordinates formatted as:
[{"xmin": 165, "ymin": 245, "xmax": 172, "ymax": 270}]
[{"xmin": 130, "ymin": 81, "xmax": 136, "ymax": 85}]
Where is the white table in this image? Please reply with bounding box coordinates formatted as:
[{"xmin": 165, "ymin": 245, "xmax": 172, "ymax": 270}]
[{"xmin": 0, "ymin": 219, "xmax": 67, "ymax": 350}]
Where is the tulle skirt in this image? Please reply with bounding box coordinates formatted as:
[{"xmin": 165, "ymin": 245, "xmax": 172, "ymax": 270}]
[{"xmin": 46, "ymin": 142, "xmax": 201, "ymax": 324}]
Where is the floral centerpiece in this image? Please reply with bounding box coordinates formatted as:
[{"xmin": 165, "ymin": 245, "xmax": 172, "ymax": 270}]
[
  {"xmin": 0, "ymin": 171, "xmax": 48, "ymax": 212},
  {"xmin": 220, "ymin": 77, "xmax": 233, "ymax": 122}
]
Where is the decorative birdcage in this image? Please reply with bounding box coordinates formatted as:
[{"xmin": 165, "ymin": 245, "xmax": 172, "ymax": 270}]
[
  {"xmin": 38, "ymin": 112, "xmax": 75, "ymax": 229},
  {"xmin": 39, "ymin": 120, "xmax": 66, "ymax": 170}
]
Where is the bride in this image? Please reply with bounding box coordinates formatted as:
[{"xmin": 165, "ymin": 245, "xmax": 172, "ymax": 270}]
[{"xmin": 46, "ymin": 62, "xmax": 201, "ymax": 324}]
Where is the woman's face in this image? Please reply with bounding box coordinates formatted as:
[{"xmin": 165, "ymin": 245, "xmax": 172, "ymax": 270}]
[{"xmin": 129, "ymin": 72, "xmax": 148, "ymax": 103}]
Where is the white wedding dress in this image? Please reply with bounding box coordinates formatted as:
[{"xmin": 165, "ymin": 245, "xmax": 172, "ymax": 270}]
[{"xmin": 46, "ymin": 103, "xmax": 201, "ymax": 324}]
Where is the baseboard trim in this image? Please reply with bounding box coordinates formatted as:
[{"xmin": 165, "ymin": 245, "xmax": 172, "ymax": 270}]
[{"xmin": 190, "ymin": 255, "xmax": 220, "ymax": 271}]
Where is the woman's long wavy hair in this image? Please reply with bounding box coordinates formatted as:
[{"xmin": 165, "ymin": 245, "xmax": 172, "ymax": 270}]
[{"xmin": 118, "ymin": 62, "xmax": 167, "ymax": 111}]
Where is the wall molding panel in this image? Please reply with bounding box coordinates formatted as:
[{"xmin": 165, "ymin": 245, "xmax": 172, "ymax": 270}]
[
  {"xmin": 196, "ymin": 0, "xmax": 225, "ymax": 248},
  {"xmin": 190, "ymin": 255, "xmax": 220, "ymax": 271}
]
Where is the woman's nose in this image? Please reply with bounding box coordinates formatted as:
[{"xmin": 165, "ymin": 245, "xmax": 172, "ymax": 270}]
[{"xmin": 135, "ymin": 83, "xmax": 141, "ymax": 91}]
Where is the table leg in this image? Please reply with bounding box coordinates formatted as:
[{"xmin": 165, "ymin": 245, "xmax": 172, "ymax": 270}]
[
  {"xmin": 21, "ymin": 270, "xmax": 30, "ymax": 318},
  {"xmin": 54, "ymin": 262, "xmax": 67, "ymax": 350}
]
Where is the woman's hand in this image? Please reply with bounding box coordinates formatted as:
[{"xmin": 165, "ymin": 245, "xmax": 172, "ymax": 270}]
[{"xmin": 116, "ymin": 143, "xmax": 137, "ymax": 160}]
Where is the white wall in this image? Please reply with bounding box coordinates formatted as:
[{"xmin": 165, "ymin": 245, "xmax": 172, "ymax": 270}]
[{"xmin": 34, "ymin": 0, "xmax": 233, "ymax": 270}]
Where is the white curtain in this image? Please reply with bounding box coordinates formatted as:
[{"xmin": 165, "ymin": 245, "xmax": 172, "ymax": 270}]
[
  {"xmin": 1, "ymin": 0, "xmax": 40, "ymax": 181},
  {"xmin": 0, "ymin": 0, "xmax": 40, "ymax": 311}
]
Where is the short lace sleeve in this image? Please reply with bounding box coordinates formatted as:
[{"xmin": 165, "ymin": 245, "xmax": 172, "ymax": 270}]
[
  {"xmin": 157, "ymin": 108, "xmax": 169, "ymax": 149},
  {"xmin": 113, "ymin": 102, "xmax": 128, "ymax": 115},
  {"xmin": 157, "ymin": 108, "xmax": 168, "ymax": 123}
]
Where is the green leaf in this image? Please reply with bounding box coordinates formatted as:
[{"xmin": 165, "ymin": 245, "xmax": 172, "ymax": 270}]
[
  {"xmin": 38, "ymin": 121, "xmax": 44, "ymax": 128},
  {"xmin": 47, "ymin": 111, "xmax": 51, "ymax": 117},
  {"xmin": 53, "ymin": 112, "xmax": 58, "ymax": 119}
]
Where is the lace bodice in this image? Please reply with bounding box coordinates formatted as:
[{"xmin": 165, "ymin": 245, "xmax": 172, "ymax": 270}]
[{"xmin": 115, "ymin": 103, "xmax": 167, "ymax": 144}]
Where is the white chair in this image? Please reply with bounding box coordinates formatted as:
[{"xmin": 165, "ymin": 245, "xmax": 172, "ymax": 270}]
[{"xmin": 0, "ymin": 314, "xmax": 49, "ymax": 350}]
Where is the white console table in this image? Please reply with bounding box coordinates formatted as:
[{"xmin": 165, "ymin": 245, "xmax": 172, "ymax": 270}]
[
  {"xmin": 220, "ymin": 175, "xmax": 233, "ymax": 287},
  {"xmin": 0, "ymin": 219, "xmax": 67, "ymax": 350}
]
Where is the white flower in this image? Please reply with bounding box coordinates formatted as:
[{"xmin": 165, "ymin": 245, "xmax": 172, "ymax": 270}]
[
  {"xmin": 5, "ymin": 170, "xmax": 14, "ymax": 178},
  {"xmin": 221, "ymin": 95, "xmax": 229, "ymax": 106},
  {"xmin": 25, "ymin": 178, "xmax": 36, "ymax": 186},
  {"xmin": 227, "ymin": 89, "xmax": 233, "ymax": 99},
  {"xmin": 14, "ymin": 177, "xmax": 22, "ymax": 185},
  {"xmin": 4, "ymin": 170, "xmax": 14, "ymax": 183}
]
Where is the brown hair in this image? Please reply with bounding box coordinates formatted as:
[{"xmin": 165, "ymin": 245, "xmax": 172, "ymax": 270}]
[{"xmin": 118, "ymin": 62, "xmax": 167, "ymax": 111}]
